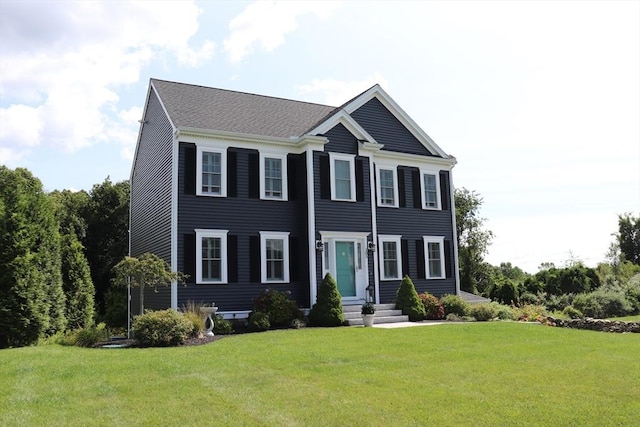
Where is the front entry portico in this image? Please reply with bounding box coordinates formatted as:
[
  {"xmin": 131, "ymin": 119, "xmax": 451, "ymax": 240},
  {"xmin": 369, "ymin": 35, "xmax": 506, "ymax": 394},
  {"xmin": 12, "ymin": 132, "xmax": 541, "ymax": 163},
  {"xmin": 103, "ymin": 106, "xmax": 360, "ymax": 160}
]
[{"xmin": 319, "ymin": 231, "xmax": 370, "ymax": 304}]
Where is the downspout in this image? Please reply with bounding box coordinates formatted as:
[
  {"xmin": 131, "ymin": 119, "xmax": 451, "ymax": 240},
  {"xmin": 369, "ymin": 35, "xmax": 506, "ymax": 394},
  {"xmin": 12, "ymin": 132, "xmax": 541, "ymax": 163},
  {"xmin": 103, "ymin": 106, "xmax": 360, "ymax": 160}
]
[
  {"xmin": 305, "ymin": 147, "xmax": 318, "ymax": 307},
  {"xmin": 367, "ymin": 154, "xmax": 380, "ymax": 303},
  {"xmin": 170, "ymin": 129, "xmax": 180, "ymax": 310},
  {"xmin": 448, "ymin": 161, "xmax": 461, "ymax": 295}
]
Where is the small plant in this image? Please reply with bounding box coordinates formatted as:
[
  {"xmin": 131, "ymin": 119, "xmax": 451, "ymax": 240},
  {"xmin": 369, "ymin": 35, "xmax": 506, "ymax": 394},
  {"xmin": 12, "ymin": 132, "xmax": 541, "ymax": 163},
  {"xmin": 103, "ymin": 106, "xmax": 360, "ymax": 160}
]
[
  {"xmin": 132, "ymin": 309, "xmax": 192, "ymax": 347},
  {"xmin": 213, "ymin": 314, "xmax": 234, "ymax": 334},
  {"xmin": 182, "ymin": 311, "xmax": 204, "ymax": 338},
  {"xmin": 440, "ymin": 294, "xmax": 470, "ymax": 317},
  {"xmin": 516, "ymin": 304, "xmax": 548, "ymax": 322},
  {"xmin": 395, "ymin": 276, "xmax": 426, "ymax": 321},
  {"xmin": 562, "ymin": 305, "xmax": 584, "ymax": 319},
  {"xmin": 419, "ymin": 293, "xmax": 445, "ymax": 320},
  {"xmin": 469, "ymin": 304, "xmax": 498, "ymax": 321},
  {"xmin": 247, "ymin": 312, "xmax": 270, "ymax": 332},
  {"xmin": 494, "ymin": 303, "xmax": 518, "ymax": 321},
  {"xmin": 361, "ymin": 302, "xmax": 376, "ymax": 315},
  {"xmin": 289, "ymin": 318, "xmax": 306, "ymax": 329},
  {"xmin": 308, "ymin": 273, "xmax": 345, "ymax": 327},
  {"xmin": 73, "ymin": 323, "xmax": 110, "ymax": 347}
]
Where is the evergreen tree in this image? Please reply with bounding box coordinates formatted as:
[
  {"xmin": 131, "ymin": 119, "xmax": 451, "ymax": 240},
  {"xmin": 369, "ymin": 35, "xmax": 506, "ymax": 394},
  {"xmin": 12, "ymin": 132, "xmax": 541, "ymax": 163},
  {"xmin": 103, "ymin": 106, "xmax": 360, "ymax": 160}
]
[
  {"xmin": 395, "ymin": 275, "xmax": 426, "ymax": 321},
  {"xmin": 308, "ymin": 273, "xmax": 345, "ymax": 327},
  {"xmin": 60, "ymin": 232, "xmax": 95, "ymax": 330},
  {"xmin": 0, "ymin": 167, "xmax": 66, "ymax": 347}
]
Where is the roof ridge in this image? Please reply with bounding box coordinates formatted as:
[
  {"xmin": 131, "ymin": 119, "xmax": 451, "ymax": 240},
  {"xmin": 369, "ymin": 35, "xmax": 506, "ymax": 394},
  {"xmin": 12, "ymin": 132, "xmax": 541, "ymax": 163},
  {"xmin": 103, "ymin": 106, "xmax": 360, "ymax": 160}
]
[{"xmin": 150, "ymin": 78, "xmax": 337, "ymax": 109}]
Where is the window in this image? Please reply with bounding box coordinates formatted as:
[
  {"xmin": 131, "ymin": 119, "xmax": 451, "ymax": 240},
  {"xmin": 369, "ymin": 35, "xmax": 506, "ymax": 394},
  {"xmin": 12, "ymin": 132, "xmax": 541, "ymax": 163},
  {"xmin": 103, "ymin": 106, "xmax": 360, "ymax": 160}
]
[
  {"xmin": 260, "ymin": 153, "xmax": 288, "ymax": 200},
  {"xmin": 378, "ymin": 235, "xmax": 402, "ymax": 280},
  {"xmin": 376, "ymin": 166, "xmax": 399, "ymax": 207},
  {"xmin": 329, "ymin": 153, "xmax": 356, "ymax": 201},
  {"xmin": 260, "ymin": 232, "xmax": 290, "ymax": 283},
  {"xmin": 420, "ymin": 170, "xmax": 441, "ymax": 209},
  {"xmin": 196, "ymin": 147, "xmax": 227, "ymax": 197},
  {"xmin": 195, "ymin": 229, "xmax": 228, "ymax": 283},
  {"xmin": 423, "ymin": 236, "xmax": 445, "ymax": 279}
]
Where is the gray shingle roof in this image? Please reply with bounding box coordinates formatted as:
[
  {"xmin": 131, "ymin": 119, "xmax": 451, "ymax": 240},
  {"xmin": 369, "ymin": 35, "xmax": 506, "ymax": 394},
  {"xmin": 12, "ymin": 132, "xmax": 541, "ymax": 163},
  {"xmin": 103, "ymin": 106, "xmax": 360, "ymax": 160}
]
[{"xmin": 151, "ymin": 79, "xmax": 338, "ymax": 139}]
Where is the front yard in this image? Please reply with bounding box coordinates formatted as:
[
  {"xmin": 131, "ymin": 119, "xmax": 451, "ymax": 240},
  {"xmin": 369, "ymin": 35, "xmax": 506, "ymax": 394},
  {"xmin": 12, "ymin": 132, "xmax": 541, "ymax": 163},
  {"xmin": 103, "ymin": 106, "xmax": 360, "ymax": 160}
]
[{"xmin": 1, "ymin": 322, "xmax": 638, "ymax": 426}]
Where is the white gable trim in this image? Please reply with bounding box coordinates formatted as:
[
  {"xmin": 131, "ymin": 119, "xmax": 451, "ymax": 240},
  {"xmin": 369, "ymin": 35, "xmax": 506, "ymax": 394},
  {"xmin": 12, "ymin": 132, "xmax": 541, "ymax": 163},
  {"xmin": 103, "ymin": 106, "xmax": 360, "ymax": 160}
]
[
  {"xmin": 343, "ymin": 85, "xmax": 450, "ymax": 159},
  {"xmin": 309, "ymin": 110, "xmax": 378, "ymax": 145}
]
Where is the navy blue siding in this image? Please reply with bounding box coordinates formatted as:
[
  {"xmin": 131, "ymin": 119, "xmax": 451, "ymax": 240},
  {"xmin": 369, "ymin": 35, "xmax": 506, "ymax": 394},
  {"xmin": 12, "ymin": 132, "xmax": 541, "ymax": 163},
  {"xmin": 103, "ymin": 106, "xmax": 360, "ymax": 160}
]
[
  {"xmin": 351, "ymin": 97, "xmax": 434, "ymax": 156},
  {"xmin": 377, "ymin": 169, "xmax": 456, "ymax": 302},
  {"xmin": 129, "ymin": 89, "xmax": 173, "ymax": 315},
  {"xmin": 177, "ymin": 144, "xmax": 310, "ymax": 311}
]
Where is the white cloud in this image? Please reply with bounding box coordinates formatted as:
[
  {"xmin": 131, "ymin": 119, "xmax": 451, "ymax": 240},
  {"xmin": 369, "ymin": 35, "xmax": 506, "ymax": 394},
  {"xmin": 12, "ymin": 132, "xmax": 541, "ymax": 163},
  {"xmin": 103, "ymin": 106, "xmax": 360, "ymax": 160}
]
[
  {"xmin": 0, "ymin": 0, "xmax": 214, "ymax": 163},
  {"xmin": 296, "ymin": 73, "xmax": 389, "ymax": 106},
  {"xmin": 224, "ymin": 1, "xmax": 341, "ymax": 63}
]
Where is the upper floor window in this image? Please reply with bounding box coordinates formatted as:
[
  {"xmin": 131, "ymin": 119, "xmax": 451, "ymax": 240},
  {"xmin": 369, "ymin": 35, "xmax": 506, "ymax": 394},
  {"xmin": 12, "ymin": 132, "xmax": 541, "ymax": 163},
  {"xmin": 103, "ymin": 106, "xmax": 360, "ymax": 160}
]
[
  {"xmin": 260, "ymin": 153, "xmax": 288, "ymax": 201},
  {"xmin": 260, "ymin": 231, "xmax": 290, "ymax": 283},
  {"xmin": 423, "ymin": 236, "xmax": 445, "ymax": 279},
  {"xmin": 330, "ymin": 153, "xmax": 356, "ymax": 202},
  {"xmin": 421, "ymin": 170, "xmax": 441, "ymax": 209},
  {"xmin": 378, "ymin": 235, "xmax": 402, "ymax": 280},
  {"xmin": 376, "ymin": 166, "xmax": 399, "ymax": 208},
  {"xmin": 196, "ymin": 229, "xmax": 228, "ymax": 283},
  {"xmin": 197, "ymin": 147, "xmax": 227, "ymax": 197}
]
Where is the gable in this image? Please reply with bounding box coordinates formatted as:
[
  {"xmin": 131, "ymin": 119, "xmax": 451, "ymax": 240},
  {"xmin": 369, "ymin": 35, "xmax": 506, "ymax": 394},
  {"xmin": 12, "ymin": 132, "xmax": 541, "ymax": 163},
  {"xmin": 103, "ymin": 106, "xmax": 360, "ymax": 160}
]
[
  {"xmin": 350, "ymin": 97, "xmax": 433, "ymax": 156},
  {"xmin": 324, "ymin": 123, "xmax": 359, "ymax": 154}
]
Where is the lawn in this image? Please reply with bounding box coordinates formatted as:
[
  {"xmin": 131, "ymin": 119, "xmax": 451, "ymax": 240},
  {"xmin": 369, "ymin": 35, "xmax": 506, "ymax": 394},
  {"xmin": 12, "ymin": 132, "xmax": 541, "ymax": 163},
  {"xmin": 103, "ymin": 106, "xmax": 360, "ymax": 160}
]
[{"xmin": 1, "ymin": 323, "xmax": 638, "ymax": 426}]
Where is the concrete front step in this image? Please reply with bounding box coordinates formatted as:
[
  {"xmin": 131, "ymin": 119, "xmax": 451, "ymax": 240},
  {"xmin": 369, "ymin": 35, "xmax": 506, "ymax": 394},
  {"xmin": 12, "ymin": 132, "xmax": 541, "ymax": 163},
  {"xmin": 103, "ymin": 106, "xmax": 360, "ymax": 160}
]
[{"xmin": 342, "ymin": 304, "xmax": 409, "ymax": 326}]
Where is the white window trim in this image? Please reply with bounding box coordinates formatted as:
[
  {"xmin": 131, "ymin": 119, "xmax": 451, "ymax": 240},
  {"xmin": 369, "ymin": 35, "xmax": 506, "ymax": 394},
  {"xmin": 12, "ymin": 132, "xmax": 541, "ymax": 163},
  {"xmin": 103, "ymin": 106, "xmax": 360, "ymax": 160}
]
[
  {"xmin": 329, "ymin": 152, "xmax": 356, "ymax": 202},
  {"xmin": 259, "ymin": 152, "xmax": 288, "ymax": 201},
  {"xmin": 195, "ymin": 229, "xmax": 228, "ymax": 284},
  {"xmin": 378, "ymin": 235, "xmax": 402, "ymax": 281},
  {"xmin": 375, "ymin": 166, "xmax": 399, "ymax": 208},
  {"xmin": 420, "ymin": 169, "xmax": 441, "ymax": 210},
  {"xmin": 423, "ymin": 236, "xmax": 445, "ymax": 279},
  {"xmin": 196, "ymin": 146, "xmax": 227, "ymax": 197},
  {"xmin": 260, "ymin": 231, "xmax": 290, "ymax": 283}
]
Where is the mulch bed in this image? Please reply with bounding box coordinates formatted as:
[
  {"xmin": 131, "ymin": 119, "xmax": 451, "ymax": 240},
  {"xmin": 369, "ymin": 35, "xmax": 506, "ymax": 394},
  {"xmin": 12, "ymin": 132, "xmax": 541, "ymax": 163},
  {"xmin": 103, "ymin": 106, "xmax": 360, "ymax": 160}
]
[{"xmin": 94, "ymin": 334, "xmax": 227, "ymax": 348}]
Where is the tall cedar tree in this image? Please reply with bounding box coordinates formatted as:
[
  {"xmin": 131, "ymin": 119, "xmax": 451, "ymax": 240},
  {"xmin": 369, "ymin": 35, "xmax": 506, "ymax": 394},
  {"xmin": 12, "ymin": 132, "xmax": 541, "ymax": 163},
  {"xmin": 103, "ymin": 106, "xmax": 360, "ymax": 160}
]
[
  {"xmin": 0, "ymin": 167, "xmax": 66, "ymax": 347},
  {"xmin": 308, "ymin": 273, "xmax": 345, "ymax": 327},
  {"xmin": 395, "ymin": 275, "xmax": 426, "ymax": 321}
]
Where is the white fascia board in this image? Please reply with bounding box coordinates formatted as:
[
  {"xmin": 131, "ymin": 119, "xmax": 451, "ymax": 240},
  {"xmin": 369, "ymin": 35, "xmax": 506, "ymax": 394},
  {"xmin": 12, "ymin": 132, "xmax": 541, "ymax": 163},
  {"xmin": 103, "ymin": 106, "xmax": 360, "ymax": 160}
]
[
  {"xmin": 177, "ymin": 127, "xmax": 327, "ymax": 154},
  {"xmin": 308, "ymin": 110, "xmax": 378, "ymax": 144},
  {"xmin": 343, "ymin": 85, "xmax": 451, "ymax": 159},
  {"xmin": 373, "ymin": 149, "xmax": 456, "ymax": 170}
]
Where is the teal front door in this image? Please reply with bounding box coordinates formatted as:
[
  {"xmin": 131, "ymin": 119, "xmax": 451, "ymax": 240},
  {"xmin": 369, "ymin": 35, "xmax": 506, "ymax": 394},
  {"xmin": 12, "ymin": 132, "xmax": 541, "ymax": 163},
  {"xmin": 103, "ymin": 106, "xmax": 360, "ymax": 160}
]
[{"xmin": 335, "ymin": 241, "xmax": 356, "ymax": 297}]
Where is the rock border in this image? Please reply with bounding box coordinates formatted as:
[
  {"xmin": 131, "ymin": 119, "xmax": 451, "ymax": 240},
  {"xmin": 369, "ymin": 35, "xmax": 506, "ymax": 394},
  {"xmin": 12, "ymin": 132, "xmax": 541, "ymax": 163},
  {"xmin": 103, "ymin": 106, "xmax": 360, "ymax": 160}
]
[{"xmin": 547, "ymin": 317, "xmax": 640, "ymax": 333}]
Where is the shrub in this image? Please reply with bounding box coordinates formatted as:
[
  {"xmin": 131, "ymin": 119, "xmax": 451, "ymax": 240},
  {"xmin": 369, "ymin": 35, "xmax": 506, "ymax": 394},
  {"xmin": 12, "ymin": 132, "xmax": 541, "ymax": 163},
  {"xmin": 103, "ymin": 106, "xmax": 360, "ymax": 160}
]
[
  {"xmin": 440, "ymin": 294, "xmax": 470, "ymax": 317},
  {"xmin": 571, "ymin": 291, "xmax": 633, "ymax": 319},
  {"xmin": 418, "ymin": 293, "xmax": 445, "ymax": 320},
  {"xmin": 395, "ymin": 276, "xmax": 426, "ymax": 321},
  {"xmin": 469, "ymin": 303, "xmax": 498, "ymax": 321},
  {"xmin": 445, "ymin": 313, "xmax": 464, "ymax": 322},
  {"xmin": 494, "ymin": 303, "xmax": 518, "ymax": 320},
  {"xmin": 252, "ymin": 289, "xmax": 304, "ymax": 328},
  {"xmin": 562, "ymin": 305, "xmax": 583, "ymax": 319},
  {"xmin": 544, "ymin": 293, "xmax": 575, "ymax": 312},
  {"xmin": 247, "ymin": 312, "xmax": 270, "ymax": 332},
  {"xmin": 308, "ymin": 273, "xmax": 345, "ymax": 327},
  {"xmin": 132, "ymin": 309, "xmax": 192, "ymax": 347},
  {"xmin": 213, "ymin": 314, "xmax": 234, "ymax": 335},
  {"xmin": 516, "ymin": 304, "xmax": 548, "ymax": 322},
  {"xmin": 182, "ymin": 311, "xmax": 204, "ymax": 338},
  {"xmin": 489, "ymin": 278, "xmax": 519, "ymax": 305},
  {"xmin": 73, "ymin": 322, "xmax": 110, "ymax": 347},
  {"xmin": 519, "ymin": 292, "xmax": 546, "ymax": 306},
  {"xmin": 290, "ymin": 318, "xmax": 306, "ymax": 329}
]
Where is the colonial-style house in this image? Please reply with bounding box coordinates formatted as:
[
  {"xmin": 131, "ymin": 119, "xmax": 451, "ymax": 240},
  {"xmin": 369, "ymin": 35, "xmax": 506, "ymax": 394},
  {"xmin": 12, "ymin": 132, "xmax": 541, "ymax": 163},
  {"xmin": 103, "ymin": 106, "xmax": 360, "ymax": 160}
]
[{"xmin": 129, "ymin": 78, "xmax": 460, "ymax": 319}]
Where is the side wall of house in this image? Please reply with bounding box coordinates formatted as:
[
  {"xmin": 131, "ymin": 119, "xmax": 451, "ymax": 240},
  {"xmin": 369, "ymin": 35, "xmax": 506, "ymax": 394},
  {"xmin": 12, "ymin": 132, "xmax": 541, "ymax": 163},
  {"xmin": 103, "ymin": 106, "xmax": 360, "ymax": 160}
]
[
  {"xmin": 129, "ymin": 89, "xmax": 173, "ymax": 314},
  {"xmin": 177, "ymin": 144, "xmax": 310, "ymax": 312}
]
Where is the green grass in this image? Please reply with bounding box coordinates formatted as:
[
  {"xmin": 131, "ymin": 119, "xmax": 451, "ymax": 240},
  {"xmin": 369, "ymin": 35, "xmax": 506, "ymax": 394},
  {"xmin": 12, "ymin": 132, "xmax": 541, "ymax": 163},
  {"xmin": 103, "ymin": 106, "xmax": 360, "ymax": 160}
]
[
  {"xmin": 608, "ymin": 314, "xmax": 640, "ymax": 322},
  {"xmin": 1, "ymin": 323, "xmax": 639, "ymax": 426}
]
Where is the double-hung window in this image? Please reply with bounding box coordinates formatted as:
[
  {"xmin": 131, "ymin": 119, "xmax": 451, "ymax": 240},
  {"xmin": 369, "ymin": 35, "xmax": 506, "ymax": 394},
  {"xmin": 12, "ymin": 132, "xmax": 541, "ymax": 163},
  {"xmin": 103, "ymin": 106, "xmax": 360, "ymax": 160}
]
[
  {"xmin": 196, "ymin": 229, "xmax": 228, "ymax": 283},
  {"xmin": 423, "ymin": 236, "xmax": 445, "ymax": 279},
  {"xmin": 376, "ymin": 166, "xmax": 399, "ymax": 207},
  {"xmin": 260, "ymin": 231, "xmax": 290, "ymax": 283},
  {"xmin": 196, "ymin": 146, "xmax": 227, "ymax": 197},
  {"xmin": 378, "ymin": 235, "xmax": 402, "ymax": 280},
  {"xmin": 260, "ymin": 153, "xmax": 288, "ymax": 200},
  {"xmin": 421, "ymin": 170, "xmax": 441, "ymax": 209},
  {"xmin": 329, "ymin": 153, "xmax": 356, "ymax": 202}
]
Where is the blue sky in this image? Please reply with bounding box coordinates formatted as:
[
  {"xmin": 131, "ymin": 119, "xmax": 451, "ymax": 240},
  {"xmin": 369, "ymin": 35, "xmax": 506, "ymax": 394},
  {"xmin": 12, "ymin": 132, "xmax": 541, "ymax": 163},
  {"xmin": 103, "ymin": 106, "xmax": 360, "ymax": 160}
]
[{"xmin": 1, "ymin": 0, "xmax": 638, "ymax": 272}]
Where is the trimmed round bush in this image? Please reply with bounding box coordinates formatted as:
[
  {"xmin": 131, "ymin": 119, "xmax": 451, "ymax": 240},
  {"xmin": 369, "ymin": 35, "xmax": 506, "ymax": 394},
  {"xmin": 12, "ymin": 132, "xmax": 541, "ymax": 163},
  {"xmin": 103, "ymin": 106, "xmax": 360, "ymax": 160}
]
[
  {"xmin": 252, "ymin": 288, "xmax": 304, "ymax": 328},
  {"xmin": 419, "ymin": 293, "xmax": 445, "ymax": 320},
  {"xmin": 132, "ymin": 309, "xmax": 193, "ymax": 347},
  {"xmin": 440, "ymin": 294, "xmax": 470, "ymax": 317},
  {"xmin": 247, "ymin": 312, "xmax": 270, "ymax": 332},
  {"xmin": 469, "ymin": 303, "xmax": 498, "ymax": 321},
  {"xmin": 213, "ymin": 315, "xmax": 234, "ymax": 334},
  {"xmin": 395, "ymin": 276, "xmax": 426, "ymax": 322}
]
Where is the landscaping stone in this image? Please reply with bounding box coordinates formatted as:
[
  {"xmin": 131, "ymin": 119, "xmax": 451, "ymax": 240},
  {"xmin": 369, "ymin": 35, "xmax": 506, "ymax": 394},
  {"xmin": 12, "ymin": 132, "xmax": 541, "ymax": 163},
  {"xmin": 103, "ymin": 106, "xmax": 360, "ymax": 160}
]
[{"xmin": 547, "ymin": 316, "xmax": 640, "ymax": 333}]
